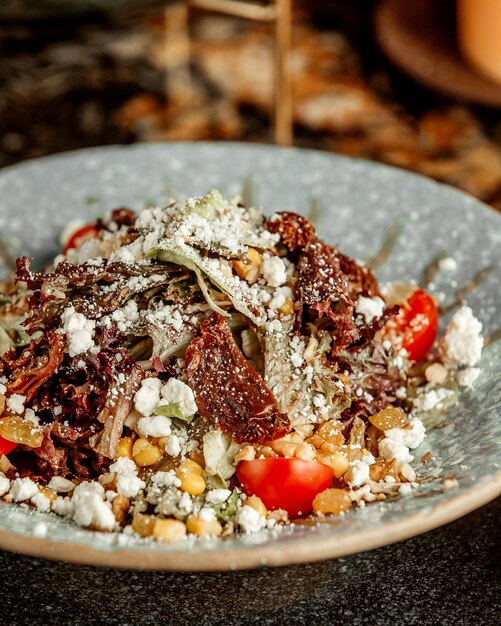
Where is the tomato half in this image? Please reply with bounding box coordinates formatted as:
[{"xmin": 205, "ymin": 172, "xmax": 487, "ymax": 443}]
[
  {"xmin": 383, "ymin": 289, "xmax": 438, "ymax": 362},
  {"xmin": 63, "ymin": 224, "xmax": 99, "ymax": 254},
  {"xmin": 236, "ymin": 458, "xmax": 334, "ymax": 518},
  {"xmin": 0, "ymin": 436, "xmax": 17, "ymax": 456}
]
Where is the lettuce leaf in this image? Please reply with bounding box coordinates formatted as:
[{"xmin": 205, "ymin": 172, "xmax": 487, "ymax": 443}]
[{"xmin": 203, "ymin": 429, "xmax": 242, "ymax": 484}]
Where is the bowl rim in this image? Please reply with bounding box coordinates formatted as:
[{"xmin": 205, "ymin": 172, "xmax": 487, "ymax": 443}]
[
  {"xmin": 1, "ymin": 473, "xmax": 499, "ymax": 570},
  {"xmin": 0, "ymin": 142, "xmax": 500, "ymax": 571}
]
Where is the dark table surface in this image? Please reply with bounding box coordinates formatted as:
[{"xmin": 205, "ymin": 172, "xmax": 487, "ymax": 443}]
[{"xmin": 1, "ymin": 496, "xmax": 499, "ymax": 626}]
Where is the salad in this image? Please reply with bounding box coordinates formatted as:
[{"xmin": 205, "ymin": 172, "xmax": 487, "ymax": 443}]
[{"xmin": 0, "ymin": 190, "xmax": 484, "ymax": 541}]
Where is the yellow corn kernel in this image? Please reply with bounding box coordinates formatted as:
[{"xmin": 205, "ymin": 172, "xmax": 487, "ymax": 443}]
[
  {"xmin": 278, "ymin": 299, "xmax": 295, "ymax": 316},
  {"xmin": 132, "ymin": 513, "xmax": 156, "ymax": 537},
  {"xmin": 312, "ymin": 488, "xmax": 352, "ymax": 516},
  {"xmin": 39, "ymin": 486, "xmax": 57, "ymax": 503},
  {"xmin": 316, "ymin": 451, "xmax": 349, "ymax": 478},
  {"xmin": 117, "ymin": 437, "xmax": 133, "ymax": 459},
  {"xmin": 132, "ymin": 438, "xmax": 163, "ymax": 467},
  {"xmin": 232, "ymin": 248, "xmax": 262, "ymax": 280},
  {"xmin": 245, "ymin": 495, "xmax": 267, "ymax": 517},
  {"xmin": 178, "ymin": 472, "xmax": 206, "ymax": 496},
  {"xmin": 176, "ymin": 460, "xmax": 204, "ymax": 476},
  {"xmin": 186, "ymin": 514, "xmax": 223, "ymax": 537},
  {"xmin": 153, "ymin": 518, "xmax": 187, "ymax": 542}
]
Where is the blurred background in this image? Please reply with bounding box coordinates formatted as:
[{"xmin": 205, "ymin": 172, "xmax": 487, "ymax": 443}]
[{"xmin": 2, "ymin": 0, "xmax": 501, "ymax": 209}]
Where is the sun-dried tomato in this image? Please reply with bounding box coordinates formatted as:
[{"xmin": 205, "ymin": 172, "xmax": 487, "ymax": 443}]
[
  {"xmin": 5, "ymin": 331, "xmax": 66, "ymax": 401},
  {"xmin": 185, "ymin": 313, "xmax": 290, "ymax": 444},
  {"xmin": 338, "ymin": 252, "xmax": 381, "ymax": 300},
  {"xmin": 266, "ymin": 212, "xmax": 317, "ymax": 252}
]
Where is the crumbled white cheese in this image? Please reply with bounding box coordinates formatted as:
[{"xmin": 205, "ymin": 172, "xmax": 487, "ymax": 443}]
[
  {"xmin": 24, "ymin": 409, "xmax": 39, "ymax": 426},
  {"xmin": 10, "ymin": 477, "xmax": 39, "ymax": 502},
  {"xmin": 204, "ymin": 489, "xmax": 232, "ymax": 505},
  {"xmin": 31, "ymin": 491, "xmax": 51, "ymax": 512},
  {"xmin": 362, "ymin": 452, "xmax": 376, "ymax": 465},
  {"xmin": 356, "ymin": 296, "xmax": 385, "ymax": 324},
  {"xmin": 198, "ymin": 507, "xmax": 217, "ymax": 522},
  {"xmin": 151, "ymin": 470, "xmax": 181, "ymax": 488},
  {"xmin": 137, "ymin": 414, "xmax": 172, "ymax": 438},
  {"xmin": 378, "ymin": 438, "xmax": 413, "ymax": 466},
  {"xmin": 413, "ymin": 387, "xmax": 454, "ymax": 413},
  {"xmin": 261, "ymin": 255, "xmax": 287, "ymax": 287},
  {"xmin": 61, "ymin": 306, "xmax": 96, "ymax": 357},
  {"xmin": 116, "ymin": 475, "xmax": 145, "ymax": 499},
  {"xmin": 441, "ymin": 306, "xmax": 483, "ymax": 367},
  {"xmin": 71, "ymin": 481, "xmax": 116, "ymax": 531},
  {"xmin": 344, "ymin": 460, "xmax": 370, "ymax": 487},
  {"xmin": 398, "ymin": 483, "xmax": 414, "ymax": 496},
  {"xmin": 51, "ymin": 496, "xmax": 74, "ymax": 517},
  {"xmin": 456, "ymin": 367, "xmax": 480, "ymax": 388},
  {"xmin": 0, "ymin": 475, "xmax": 10, "ymax": 497},
  {"xmin": 236, "ymin": 505, "xmax": 267, "ymax": 533},
  {"xmin": 425, "ymin": 363, "xmax": 448, "ymax": 385},
  {"xmin": 109, "ymin": 457, "xmax": 146, "ymax": 498},
  {"xmin": 48, "ymin": 476, "xmax": 75, "ymax": 493},
  {"xmin": 160, "ymin": 378, "xmax": 197, "ymax": 417},
  {"xmin": 6, "ymin": 393, "xmax": 26, "ymax": 415},
  {"xmin": 164, "ymin": 434, "xmax": 181, "ymax": 457},
  {"xmin": 384, "ymin": 418, "xmax": 426, "ymax": 450},
  {"xmin": 134, "ymin": 377, "xmax": 162, "ymax": 416}
]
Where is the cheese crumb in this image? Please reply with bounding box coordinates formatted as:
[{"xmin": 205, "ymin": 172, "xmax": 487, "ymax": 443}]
[
  {"xmin": 378, "ymin": 438, "xmax": 413, "ymax": 466},
  {"xmin": 6, "ymin": 393, "xmax": 26, "ymax": 415},
  {"xmin": 356, "ymin": 296, "xmax": 385, "ymax": 324},
  {"xmin": 261, "ymin": 255, "xmax": 287, "ymax": 287},
  {"xmin": 205, "ymin": 489, "xmax": 232, "ymax": 505},
  {"xmin": 61, "ymin": 306, "xmax": 96, "ymax": 357},
  {"xmin": 31, "ymin": 491, "xmax": 51, "ymax": 512},
  {"xmin": 441, "ymin": 306, "xmax": 483, "ymax": 367},
  {"xmin": 456, "ymin": 367, "xmax": 480, "ymax": 388},
  {"xmin": 0, "ymin": 475, "xmax": 10, "ymax": 497},
  {"xmin": 134, "ymin": 377, "xmax": 162, "ymax": 416},
  {"xmin": 344, "ymin": 460, "xmax": 370, "ymax": 487},
  {"xmin": 384, "ymin": 418, "xmax": 426, "ymax": 449},
  {"xmin": 160, "ymin": 378, "xmax": 197, "ymax": 417},
  {"xmin": 48, "ymin": 476, "xmax": 75, "ymax": 493},
  {"xmin": 137, "ymin": 414, "xmax": 172, "ymax": 438},
  {"xmin": 10, "ymin": 477, "xmax": 39, "ymax": 502},
  {"xmin": 236, "ymin": 505, "xmax": 267, "ymax": 533},
  {"xmin": 71, "ymin": 482, "xmax": 116, "ymax": 531}
]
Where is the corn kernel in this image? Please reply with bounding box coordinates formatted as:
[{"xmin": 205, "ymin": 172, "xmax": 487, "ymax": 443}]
[
  {"xmin": 176, "ymin": 460, "xmax": 204, "ymax": 476},
  {"xmin": 329, "ymin": 452, "xmax": 350, "ymax": 478},
  {"xmin": 132, "ymin": 438, "xmax": 163, "ymax": 467},
  {"xmin": 278, "ymin": 299, "xmax": 295, "ymax": 316},
  {"xmin": 132, "ymin": 513, "xmax": 156, "ymax": 537},
  {"xmin": 245, "ymin": 495, "xmax": 267, "ymax": 517},
  {"xmin": 153, "ymin": 518, "xmax": 187, "ymax": 542},
  {"xmin": 232, "ymin": 248, "xmax": 262, "ymax": 281},
  {"xmin": 313, "ymin": 488, "xmax": 352, "ymax": 516},
  {"xmin": 178, "ymin": 472, "xmax": 206, "ymax": 496},
  {"xmin": 186, "ymin": 515, "xmax": 223, "ymax": 537},
  {"xmin": 117, "ymin": 437, "xmax": 133, "ymax": 459}
]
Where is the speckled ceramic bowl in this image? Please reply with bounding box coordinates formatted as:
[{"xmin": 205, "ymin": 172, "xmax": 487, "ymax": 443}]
[{"xmin": 0, "ymin": 143, "xmax": 499, "ymax": 570}]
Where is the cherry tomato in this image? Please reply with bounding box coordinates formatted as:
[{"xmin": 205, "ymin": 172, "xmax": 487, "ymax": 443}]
[
  {"xmin": 63, "ymin": 224, "xmax": 99, "ymax": 254},
  {"xmin": 236, "ymin": 458, "xmax": 334, "ymax": 518},
  {"xmin": 0, "ymin": 436, "xmax": 17, "ymax": 456},
  {"xmin": 383, "ymin": 289, "xmax": 438, "ymax": 362}
]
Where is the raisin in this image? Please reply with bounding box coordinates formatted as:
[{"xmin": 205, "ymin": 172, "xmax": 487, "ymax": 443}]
[{"xmin": 185, "ymin": 313, "xmax": 290, "ymax": 444}]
